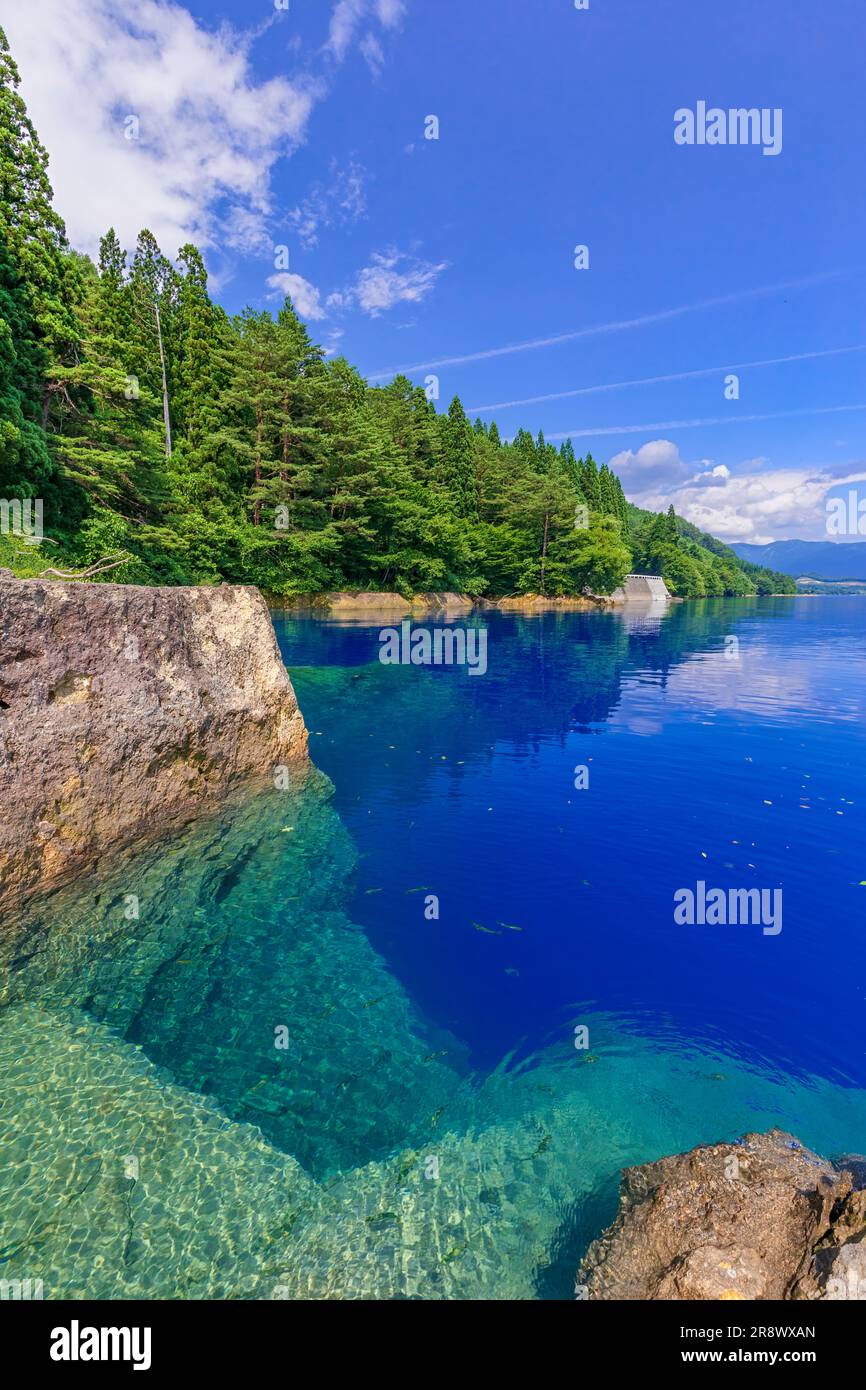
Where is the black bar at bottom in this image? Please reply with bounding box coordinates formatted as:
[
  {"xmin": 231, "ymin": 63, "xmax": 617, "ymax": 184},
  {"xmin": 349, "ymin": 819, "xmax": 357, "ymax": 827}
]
[{"xmin": 8, "ymin": 1294, "xmax": 853, "ymax": 1376}]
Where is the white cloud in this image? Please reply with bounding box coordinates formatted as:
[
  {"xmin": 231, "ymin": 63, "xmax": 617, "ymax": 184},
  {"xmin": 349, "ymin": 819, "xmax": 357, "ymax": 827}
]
[
  {"xmin": 688, "ymin": 463, "xmax": 731, "ymax": 489},
  {"xmin": 610, "ymin": 439, "xmax": 866, "ymax": 543},
  {"xmin": 327, "ymin": 0, "xmax": 368, "ymax": 60},
  {"xmin": 4, "ymin": 0, "xmax": 321, "ymax": 259},
  {"xmin": 322, "ymin": 328, "xmax": 346, "ymax": 358},
  {"xmin": 360, "ymin": 33, "xmax": 385, "ymax": 78},
  {"xmin": 326, "ymin": 0, "xmax": 406, "ymax": 64},
  {"xmin": 284, "ymin": 248, "xmax": 446, "ymax": 323},
  {"xmin": 267, "ymin": 272, "xmax": 327, "ymax": 321},
  {"xmin": 609, "ymin": 440, "xmax": 695, "ymax": 492},
  {"xmin": 375, "ymin": 0, "xmax": 407, "ymax": 26},
  {"xmin": 346, "ymin": 248, "xmax": 449, "ymax": 317},
  {"xmin": 288, "ymin": 160, "xmax": 368, "ymax": 250}
]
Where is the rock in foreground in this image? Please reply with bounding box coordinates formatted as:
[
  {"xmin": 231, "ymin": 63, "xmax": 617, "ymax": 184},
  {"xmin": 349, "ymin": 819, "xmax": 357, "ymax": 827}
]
[
  {"xmin": 0, "ymin": 580, "xmax": 307, "ymax": 906},
  {"xmin": 579, "ymin": 1129, "xmax": 866, "ymax": 1300}
]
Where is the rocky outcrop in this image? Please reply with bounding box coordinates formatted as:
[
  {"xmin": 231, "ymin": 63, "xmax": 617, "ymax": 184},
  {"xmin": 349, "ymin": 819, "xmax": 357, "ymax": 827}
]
[
  {"xmin": 479, "ymin": 594, "xmax": 605, "ymax": 612},
  {"xmin": 0, "ymin": 579, "xmax": 307, "ymax": 906},
  {"xmin": 579, "ymin": 1130, "xmax": 866, "ymax": 1300},
  {"xmin": 274, "ymin": 590, "xmax": 476, "ymax": 616},
  {"xmin": 270, "ymin": 590, "xmax": 619, "ymax": 615}
]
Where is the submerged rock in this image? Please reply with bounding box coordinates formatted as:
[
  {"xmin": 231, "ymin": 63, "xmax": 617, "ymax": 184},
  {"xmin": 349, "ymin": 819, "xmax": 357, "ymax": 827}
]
[
  {"xmin": 478, "ymin": 594, "xmax": 603, "ymax": 612},
  {"xmin": 579, "ymin": 1129, "xmax": 866, "ymax": 1300},
  {"xmin": 0, "ymin": 579, "xmax": 307, "ymax": 906},
  {"xmin": 273, "ymin": 590, "xmax": 477, "ymax": 616}
]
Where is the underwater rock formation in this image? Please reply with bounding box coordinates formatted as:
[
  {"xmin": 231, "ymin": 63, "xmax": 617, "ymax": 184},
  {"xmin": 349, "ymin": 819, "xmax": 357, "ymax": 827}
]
[
  {"xmin": 579, "ymin": 1129, "xmax": 866, "ymax": 1300},
  {"xmin": 273, "ymin": 591, "xmax": 476, "ymax": 616},
  {"xmin": 0, "ymin": 578, "xmax": 308, "ymax": 906}
]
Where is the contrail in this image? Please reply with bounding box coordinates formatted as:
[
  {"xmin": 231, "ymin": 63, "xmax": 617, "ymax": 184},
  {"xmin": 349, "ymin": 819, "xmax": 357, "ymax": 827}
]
[
  {"xmin": 542, "ymin": 400, "xmax": 866, "ymax": 443},
  {"xmin": 469, "ymin": 344, "xmax": 866, "ymax": 414},
  {"xmin": 364, "ymin": 271, "xmax": 846, "ymax": 382}
]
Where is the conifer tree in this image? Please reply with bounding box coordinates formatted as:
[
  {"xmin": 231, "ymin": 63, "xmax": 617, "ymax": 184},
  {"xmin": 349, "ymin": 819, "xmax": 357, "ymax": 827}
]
[{"xmin": 441, "ymin": 395, "xmax": 478, "ymax": 519}]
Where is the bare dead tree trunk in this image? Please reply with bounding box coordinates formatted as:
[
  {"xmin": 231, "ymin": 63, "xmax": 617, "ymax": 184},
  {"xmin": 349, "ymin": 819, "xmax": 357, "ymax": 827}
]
[
  {"xmin": 154, "ymin": 301, "xmax": 172, "ymax": 459},
  {"xmin": 540, "ymin": 509, "xmax": 550, "ymax": 594}
]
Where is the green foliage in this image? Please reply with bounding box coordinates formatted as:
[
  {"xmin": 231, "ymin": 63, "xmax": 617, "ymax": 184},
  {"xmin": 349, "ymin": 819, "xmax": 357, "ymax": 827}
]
[
  {"xmin": 626, "ymin": 501, "xmax": 797, "ymax": 598},
  {"xmin": 0, "ymin": 23, "xmax": 786, "ymax": 600}
]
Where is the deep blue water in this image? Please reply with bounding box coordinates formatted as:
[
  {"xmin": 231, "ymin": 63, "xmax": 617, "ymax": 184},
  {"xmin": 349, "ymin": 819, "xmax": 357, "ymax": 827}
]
[
  {"xmin": 279, "ymin": 598, "xmax": 866, "ymax": 1091},
  {"xmin": 2, "ymin": 595, "xmax": 865, "ymax": 1298}
]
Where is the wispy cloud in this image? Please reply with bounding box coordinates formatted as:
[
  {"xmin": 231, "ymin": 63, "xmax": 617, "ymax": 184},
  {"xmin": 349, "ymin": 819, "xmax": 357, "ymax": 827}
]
[
  {"xmin": 544, "ymin": 401, "xmax": 866, "ymax": 443},
  {"xmin": 360, "ymin": 34, "xmax": 386, "ymax": 77},
  {"xmin": 326, "ymin": 0, "xmax": 367, "ymax": 60},
  {"xmin": 267, "ymin": 247, "xmax": 446, "ymax": 323},
  {"xmin": 339, "ymin": 248, "xmax": 448, "ymax": 317},
  {"xmin": 469, "ymin": 344, "xmax": 866, "ymax": 414},
  {"xmin": 366, "ymin": 272, "xmax": 847, "ymax": 381},
  {"xmin": 288, "ymin": 160, "xmax": 368, "ymax": 250},
  {"xmin": 325, "ymin": 0, "xmax": 406, "ymax": 64}
]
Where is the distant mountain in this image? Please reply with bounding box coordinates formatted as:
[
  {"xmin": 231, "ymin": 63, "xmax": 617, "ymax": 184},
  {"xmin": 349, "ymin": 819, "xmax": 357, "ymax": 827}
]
[{"xmin": 731, "ymin": 540, "xmax": 866, "ymax": 581}]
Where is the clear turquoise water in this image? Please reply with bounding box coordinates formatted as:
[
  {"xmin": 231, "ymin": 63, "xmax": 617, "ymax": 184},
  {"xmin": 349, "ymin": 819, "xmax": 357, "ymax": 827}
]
[{"xmin": 1, "ymin": 596, "xmax": 864, "ymax": 1299}]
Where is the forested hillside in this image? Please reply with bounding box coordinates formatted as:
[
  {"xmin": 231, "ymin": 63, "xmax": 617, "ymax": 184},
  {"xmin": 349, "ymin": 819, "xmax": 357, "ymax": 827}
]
[
  {"xmin": 0, "ymin": 28, "xmax": 790, "ymax": 600},
  {"xmin": 627, "ymin": 506, "xmax": 797, "ymax": 597}
]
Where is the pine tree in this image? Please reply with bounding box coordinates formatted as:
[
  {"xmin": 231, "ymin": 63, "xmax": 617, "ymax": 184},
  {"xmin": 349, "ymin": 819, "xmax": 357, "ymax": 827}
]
[
  {"xmin": 51, "ymin": 243, "xmax": 165, "ymax": 518},
  {"xmin": 174, "ymin": 244, "xmax": 221, "ymax": 453},
  {"xmin": 441, "ymin": 395, "xmax": 478, "ymax": 519},
  {"xmin": 578, "ymin": 453, "xmax": 601, "ymax": 509},
  {"xmin": 0, "ymin": 25, "xmax": 76, "ymax": 511},
  {"xmin": 0, "ymin": 224, "xmax": 51, "ymax": 496}
]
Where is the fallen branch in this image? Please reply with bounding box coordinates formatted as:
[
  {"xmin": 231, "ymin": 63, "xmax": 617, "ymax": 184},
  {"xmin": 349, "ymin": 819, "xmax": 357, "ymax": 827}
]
[{"xmin": 37, "ymin": 551, "xmax": 133, "ymax": 580}]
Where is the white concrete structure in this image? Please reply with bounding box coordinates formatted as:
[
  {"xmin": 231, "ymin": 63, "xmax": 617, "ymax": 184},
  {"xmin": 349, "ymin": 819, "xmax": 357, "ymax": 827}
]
[{"xmin": 610, "ymin": 574, "xmax": 671, "ymax": 601}]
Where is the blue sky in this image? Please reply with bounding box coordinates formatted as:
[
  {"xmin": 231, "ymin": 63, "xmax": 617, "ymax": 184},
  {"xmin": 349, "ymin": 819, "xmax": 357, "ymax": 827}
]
[{"xmin": 6, "ymin": 0, "xmax": 866, "ymax": 542}]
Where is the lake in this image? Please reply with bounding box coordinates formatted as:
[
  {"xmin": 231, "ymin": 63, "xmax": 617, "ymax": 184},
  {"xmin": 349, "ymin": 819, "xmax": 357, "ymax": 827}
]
[{"xmin": 1, "ymin": 596, "xmax": 864, "ymax": 1299}]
